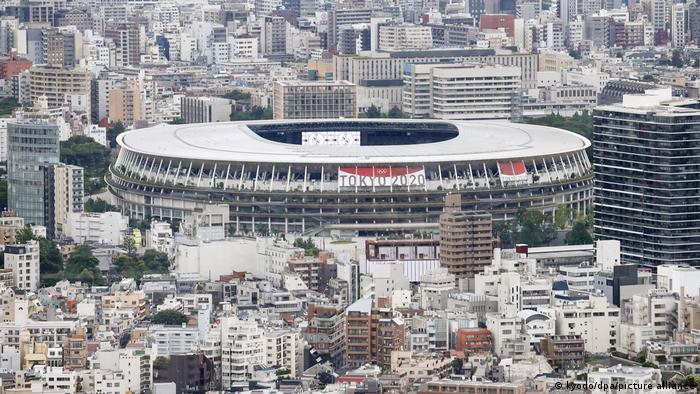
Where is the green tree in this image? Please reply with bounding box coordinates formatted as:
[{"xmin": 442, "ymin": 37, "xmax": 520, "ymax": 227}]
[
  {"xmin": 681, "ymin": 374, "xmax": 700, "ymax": 388},
  {"xmin": 122, "ymin": 236, "xmax": 137, "ymax": 257},
  {"xmin": 566, "ymin": 220, "xmax": 593, "ymax": 245},
  {"xmin": 222, "ymin": 90, "xmax": 251, "ymax": 101},
  {"xmin": 293, "ymin": 237, "xmax": 320, "ymax": 257},
  {"xmin": 525, "ymin": 111, "xmax": 594, "ymax": 159},
  {"xmin": 230, "ymin": 106, "xmax": 272, "ymax": 121},
  {"xmin": 387, "ymin": 106, "xmax": 407, "ymax": 118},
  {"xmin": 16, "ymin": 226, "xmax": 35, "ymax": 243},
  {"xmin": 38, "ymin": 238, "xmax": 63, "ymax": 274},
  {"xmin": 60, "ymin": 135, "xmax": 111, "ymax": 178},
  {"xmin": 107, "ymin": 121, "xmax": 126, "ymax": 149},
  {"xmin": 85, "ymin": 198, "xmax": 120, "ymax": 213},
  {"xmin": 512, "ymin": 208, "xmax": 556, "ymax": 247},
  {"xmin": 671, "ymin": 50, "xmax": 684, "ymax": 68},
  {"xmin": 363, "ymin": 104, "xmax": 382, "ymax": 118},
  {"xmin": 554, "ymin": 205, "xmax": 571, "ymax": 229},
  {"xmin": 112, "ymin": 250, "xmax": 169, "ymax": 282},
  {"xmin": 168, "ymin": 118, "xmax": 186, "ymax": 124},
  {"xmin": 492, "ymin": 221, "xmax": 514, "ymax": 248},
  {"xmin": 64, "ymin": 245, "xmax": 105, "ymax": 285},
  {"xmin": 142, "ymin": 250, "xmax": 169, "ymax": 272},
  {"xmin": 152, "ymin": 309, "xmax": 188, "ymax": 325},
  {"xmin": 0, "ymin": 97, "xmax": 19, "ymax": 116}
]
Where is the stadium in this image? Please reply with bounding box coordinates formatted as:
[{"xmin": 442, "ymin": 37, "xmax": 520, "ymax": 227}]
[{"xmin": 107, "ymin": 119, "xmax": 593, "ymax": 235}]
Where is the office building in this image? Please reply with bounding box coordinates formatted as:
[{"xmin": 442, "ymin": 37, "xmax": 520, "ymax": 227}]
[
  {"xmin": 594, "ymin": 89, "xmax": 700, "ymax": 266},
  {"xmin": 439, "ymin": 194, "xmax": 493, "ymax": 279},
  {"xmin": 181, "ymin": 96, "xmax": 232, "ymax": 124},
  {"xmin": 4, "ymin": 240, "xmax": 40, "ymax": 291},
  {"xmin": 403, "ymin": 63, "xmax": 521, "ymax": 120},
  {"xmin": 272, "ymin": 80, "xmax": 357, "ymax": 120},
  {"xmin": 7, "ymin": 121, "xmax": 60, "ymax": 227}
]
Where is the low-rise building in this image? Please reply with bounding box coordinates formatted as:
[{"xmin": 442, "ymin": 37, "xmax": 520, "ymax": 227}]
[{"xmin": 538, "ymin": 335, "xmax": 585, "ymax": 368}]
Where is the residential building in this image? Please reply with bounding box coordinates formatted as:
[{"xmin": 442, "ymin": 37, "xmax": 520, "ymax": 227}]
[
  {"xmin": 594, "ymin": 89, "xmax": 700, "ymax": 266},
  {"xmin": 439, "ymin": 194, "xmax": 493, "ymax": 279},
  {"xmin": 303, "ymin": 304, "xmax": 345, "ymax": 367},
  {"xmin": 553, "ymin": 294, "xmax": 619, "ymax": 354},
  {"xmin": 219, "ymin": 316, "xmax": 265, "ymax": 387},
  {"xmin": 108, "ymin": 84, "xmax": 143, "ymax": 126},
  {"xmin": 28, "ymin": 66, "xmax": 91, "ymax": 114},
  {"xmin": 45, "ymin": 163, "xmax": 83, "ymax": 239},
  {"xmin": 454, "ymin": 328, "xmax": 493, "ymax": 355},
  {"xmin": 538, "ymin": 335, "xmax": 585, "ymax": 368},
  {"xmin": 66, "ymin": 211, "xmax": 128, "ymax": 244},
  {"xmin": 3, "ymin": 240, "xmax": 40, "ymax": 291},
  {"xmin": 104, "ymin": 22, "xmax": 141, "ymax": 67}
]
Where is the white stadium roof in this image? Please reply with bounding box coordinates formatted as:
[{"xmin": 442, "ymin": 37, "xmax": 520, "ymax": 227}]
[{"xmin": 118, "ymin": 119, "xmax": 590, "ymax": 164}]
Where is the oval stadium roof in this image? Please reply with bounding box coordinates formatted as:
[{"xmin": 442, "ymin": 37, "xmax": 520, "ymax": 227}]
[{"xmin": 118, "ymin": 118, "xmax": 591, "ymax": 164}]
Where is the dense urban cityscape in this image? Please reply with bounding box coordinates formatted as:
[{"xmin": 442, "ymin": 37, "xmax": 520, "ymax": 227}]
[{"xmin": 0, "ymin": 0, "xmax": 699, "ymax": 392}]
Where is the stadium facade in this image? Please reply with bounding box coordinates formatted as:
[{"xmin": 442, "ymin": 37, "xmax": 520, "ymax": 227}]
[{"xmin": 108, "ymin": 119, "xmax": 592, "ymax": 235}]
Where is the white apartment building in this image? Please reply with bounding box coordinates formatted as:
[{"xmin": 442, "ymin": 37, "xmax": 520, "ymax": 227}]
[
  {"xmin": 0, "ymin": 318, "xmax": 78, "ymax": 348},
  {"xmin": 36, "ymin": 366, "xmax": 77, "ymax": 394},
  {"xmin": 67, "ymin": 211, "xmax": 128, "ymax": 245},
  {"xmin": 486, "ymin": 311, "xmax": 532, "ymax": 362},
  {"xmin": 419, "ymin": 268, "xmax": 456, "ymax": 310},
  {"xmin": 149, "ymin": 221, "xmax": 174, "ymax": 258},
  {"xmin": 657, "ymin": 264, "xmax": 700, "ymax": 298},
  {"xmin": 263, "ymin": 241, "xmax": 303, "ymax": 287},
  {"xmin": 518, "ymin": 308, "xmax": 555, "ymax": 346},
  {"xmin": 265, "ymin": 329, "xmax": 304, "ymax": 378},
  {"xmin": 558, "ymin": 263, "xmax": 600, "ymax": 292},
  {"xmin": 232, "ymin": 37, "xmax": 259, "ymax": 59},
  {"xmin": 90, "ymin": 347, "xmax": 153, "ymax": 394},
  {"xmin": 623, "ymin": 290, "xmax": 676, "ymax": 339},
  {"xmin": 148, "ymin": 324, "xmax": 201, "ymax": 356},
  {"xmin": 80, "ymin": 370, "xmax": 126, "ymax": 394},
  {"xmin": 403, "ymin": 63, "xmax": 521, "ymax": 120},
  {"xmin": 554, "ymin": 295, "xmax": 620, "ymax": 354},
  {"xmin": 219, "ymin": 316, "xmax": 265, "ymax": 386},
  {"xmin": 52, "ymin": 164, "xmax": 84, "ymax": 238},
  {"xmin": 671, "ymin": 3, "xmax": 685, "ymax": 48},
  {"xmin": 4, "ymin": 240, "xmax": 40, "ymax": 291}
]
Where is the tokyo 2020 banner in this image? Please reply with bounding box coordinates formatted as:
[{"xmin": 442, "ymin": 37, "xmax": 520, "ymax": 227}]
[{"xmin": 338, "ymin": 167, "xmax": 426, "ymax": 188}]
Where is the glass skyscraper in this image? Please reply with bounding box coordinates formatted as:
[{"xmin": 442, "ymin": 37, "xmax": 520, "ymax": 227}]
[
  {"xmin": 594, "ymin": 93, "xmax": 700, "ymax": 266},
  {"xmin": 7, "ymin": 120, "xmax": 60, "ymax": 226}
]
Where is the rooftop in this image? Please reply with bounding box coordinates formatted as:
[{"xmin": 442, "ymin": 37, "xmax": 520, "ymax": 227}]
[{"xmin": 118, "ymin": 119, "xmax": 590, "ymax": 165}]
